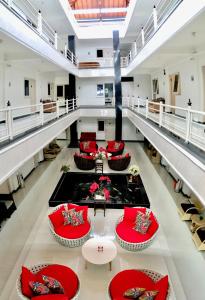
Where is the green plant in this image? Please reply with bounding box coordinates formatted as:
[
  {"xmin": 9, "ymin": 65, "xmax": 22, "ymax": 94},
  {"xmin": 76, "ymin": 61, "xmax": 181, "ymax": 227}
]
[{"xmin": 61, "ymin": 165, "xmax": 70, "ymax": 173}]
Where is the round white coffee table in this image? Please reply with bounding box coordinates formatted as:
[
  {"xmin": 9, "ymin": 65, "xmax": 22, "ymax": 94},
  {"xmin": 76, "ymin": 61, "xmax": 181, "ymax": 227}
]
[{"xmin": 82, "ymin": 237, "xmax": 117, "ymax": 271}]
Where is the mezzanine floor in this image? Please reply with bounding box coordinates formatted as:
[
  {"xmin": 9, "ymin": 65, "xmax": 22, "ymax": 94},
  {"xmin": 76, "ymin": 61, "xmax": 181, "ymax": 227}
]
[{"xmin": 0, "ymin": 142, "xmax": 204, "ymax": 299}]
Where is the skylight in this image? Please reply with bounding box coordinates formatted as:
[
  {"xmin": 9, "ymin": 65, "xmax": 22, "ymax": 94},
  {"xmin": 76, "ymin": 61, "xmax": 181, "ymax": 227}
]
[{"xmin": 68, "ymin": 0, "xmax": 131, "ymax": 23}]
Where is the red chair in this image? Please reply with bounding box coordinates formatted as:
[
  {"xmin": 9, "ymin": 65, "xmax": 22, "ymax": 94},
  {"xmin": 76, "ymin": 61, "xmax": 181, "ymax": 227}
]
[
  {"xmin": 115, "ymin": 207, "xmax": 159, "ymax": 251},
  {"xmin": 79, "ymin": 141, "xmax": 98, "ymax": 154},
  {"xmin": 49, "ymin": 204, "xmax": 91, "ymax": 247},
  {"xmin": 108, "ymin": 153, "xmax": 131, "ymax": 171},
  {"xmin": 106, "ymin": 141, "xmax": 124, "ymax": 156},
  {"xmin": 17, "ymin": 264, "xmax": 80, "ymax": 300},
  {"xmin": 74, "ymin": 153, "xmax": 95, "ymax": 170},
  {"xmin": 108, "ymin": 269, "xmax": 170, "ymax": 300}
]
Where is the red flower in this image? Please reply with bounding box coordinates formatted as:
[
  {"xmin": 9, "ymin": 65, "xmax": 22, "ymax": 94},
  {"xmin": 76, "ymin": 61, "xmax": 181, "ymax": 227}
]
[
  {"xmin": 103, "ymin": 188, "xmax": 110, "ymax": 200},
  {"xmin": 89, "ymin": 182, "xmax": 99, "ymax": 194},
  {"xmin": 99, "ymin": 176, "xmax": 111, "ymax": 182}
]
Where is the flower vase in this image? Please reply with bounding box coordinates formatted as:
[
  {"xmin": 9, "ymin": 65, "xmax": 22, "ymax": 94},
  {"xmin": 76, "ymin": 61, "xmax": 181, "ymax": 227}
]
[{"xmin": 96, "ymin": 159, "xmax": 103, "ymax": 164}]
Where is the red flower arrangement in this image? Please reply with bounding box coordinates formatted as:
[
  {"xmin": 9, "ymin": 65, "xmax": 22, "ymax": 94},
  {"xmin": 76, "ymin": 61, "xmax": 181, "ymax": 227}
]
[
  {"xmin": 99, "ymin": 176, "xmax": 111, "ymax": 183},
  {"xmin": 89, "ymin": 176, "xmax": 111, "ymax": 201},
  {"xmin": 89, "ymin": 182, "xmax": 99, "ymax": 194}
]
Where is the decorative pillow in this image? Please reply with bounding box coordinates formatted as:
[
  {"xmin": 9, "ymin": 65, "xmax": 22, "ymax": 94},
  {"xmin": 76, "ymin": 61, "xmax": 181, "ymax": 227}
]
[
  {"xmin": 139, "ymin": 290, "xmax": 158, "ymax": 300},
  {"xmin": 83, "ymin": 141, "xmax": 90, "ymax": 149},
  {"xmin": 134, "ymin": 210, "xmax": 152, "ymax": 234},
  {"xmin": 29, "ymin": 281, "xmax": 50, "ymax": 295},
  {"xmin": 42, "ymin": 275, "xmax": 64, "ymax": 294},
  {"xmin": 70, "ymin": 210, "xmax": 84, "ymax": 226},
  {"xmin": 154, "ymin": 275, "xmax": 169, "ymax": 300},
  {"xmin": 124, "ymin": 287, "xmax": 146, "ymax": 298},
  {"xmin": 114, "ymin": 142, "xmax": 121, "ymax": 150},
  {"xmin": 68, "ymin": 203, "xmax": 88, "ymax": 221},
  {"xmin": 62, "ymin": 209, "xmax": 76, "ymax": 226},
  {"xmin": 48, "ymin": 206, "xmax": 65, "ymax": 230}
]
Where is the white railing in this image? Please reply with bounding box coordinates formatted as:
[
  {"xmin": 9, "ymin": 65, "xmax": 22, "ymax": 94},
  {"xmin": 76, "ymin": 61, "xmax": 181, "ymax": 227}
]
[
  {"xmin": 126, "ymin": 97, "xmax": 205, "ymax": 152},
  {"xmin": 126, "ymin": 0, "xmax": 183, "ymax": 64},
  {"xmin": 78, "ymin": 57, "xmax": 128, "ymax": 69},
  {"xmin": 0, "ymin": 99, "xmax": 78, "ymax": 143},
  {"xmin": 0, "ymin": 0, "xmax": 77, "ymax": 65}
]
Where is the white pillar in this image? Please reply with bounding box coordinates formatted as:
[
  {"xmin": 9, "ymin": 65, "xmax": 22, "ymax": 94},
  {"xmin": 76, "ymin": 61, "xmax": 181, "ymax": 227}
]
[
  {"xmin": 153, "ymin": 5, "xmax": 158, "ymax": 31},
  {"xmin": 37, "ymin": 10, "xmax": 42, "ymax": 35}
]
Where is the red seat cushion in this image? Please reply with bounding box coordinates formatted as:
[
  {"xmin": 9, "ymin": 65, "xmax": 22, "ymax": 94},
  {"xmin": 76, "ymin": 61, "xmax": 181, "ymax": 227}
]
[
  {"xmin": 109, "ymin": 270, "xmax": 168, "ymax": 300},
  {"xmin": 31, "ymin": 296, "xmax": 70, "ymax": 300},
  {"xmin": 107, "ymin": 141, "xmax": 124, "ymax": 152},
  {"xmin": 67, "ymin": 203, "xmax": 88, "ymax": 221},
  {"xmin": 117, "ymin": 209, "xmax": 158, "ymax": 243},
  {"xmin": 48, "ymin": 207, "xmax": 65, "ymax": 230},
  {"xmin": 81, "ymin": 155, "xmax": 94, "ymax": 160},
  {"xmin": 36, "ymin": 264, "xmax": 79, "ymax": 299},
  {"xmin": 55, "ymin": 221, "xmax": 91, "ymax": 239},
  {"xmin": 21, "ymin": 266, "xmax": 39, "ymax": 298}
]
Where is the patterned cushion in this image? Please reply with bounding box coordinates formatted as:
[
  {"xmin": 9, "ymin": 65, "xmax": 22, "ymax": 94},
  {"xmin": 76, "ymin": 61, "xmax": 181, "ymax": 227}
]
[
  {"xmin": 83, "ymin": 141, "xmax": 90, "ymax": 149},
  {"xmin": 70, "ymin": 210, "xmax": 84, "ymax": 226},
  {"xmin": 42, "ymin": 275, "xmax": 64, "ymax": 294},
  {"xmin": 134, "ymin": 210, "xmax": 152, "ymax": 234},
  {"xmin": 114, "ymin": 142, "xmax": 121, "ymax": 150},
  {"xmin": 139, "ymin": 290, "xmax": 158, "ymax": 300},
  {"xmin": 29, "ymin": 281, "xmax": 50, "ymax": 295},
  {"xmin": 62, "ymin": 209, "xmax": 76, "ymax": 226},
  {"xmin": 124, "ymin": 287, "xmax": 146, "ymax": 298}
]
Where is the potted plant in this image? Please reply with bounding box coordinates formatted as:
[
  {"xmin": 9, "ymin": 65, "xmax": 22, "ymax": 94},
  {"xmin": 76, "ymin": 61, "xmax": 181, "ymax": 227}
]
[
  {"xmin": 61, "ymin": 164, "xmax": 70, "ymax": 173},
  {"xmin": 128, "ymin": 164, "xmax": 140, "ymax": 183}
]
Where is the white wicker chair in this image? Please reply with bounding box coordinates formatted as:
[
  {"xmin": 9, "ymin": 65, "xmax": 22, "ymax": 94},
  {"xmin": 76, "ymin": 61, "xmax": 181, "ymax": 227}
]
[
  {"xmin": 49, "ymin": 204, "xmax": 92, "ymax": 247},
  {"xmin": 115, "ymin": 207, "xmax": 159, "ymax": 251},
  {"xmin": 16, "ymin": 263, "xmax": 80, "ymax": 300},
  {"xmin": 108, "ymin": 269, "xmax": 170, "ymax": 299}
]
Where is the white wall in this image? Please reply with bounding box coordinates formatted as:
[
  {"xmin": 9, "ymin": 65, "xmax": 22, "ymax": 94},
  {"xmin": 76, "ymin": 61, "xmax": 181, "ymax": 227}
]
[
  {"xmin": 76, "ymin": 39, "xmax": 113, "ymax": 60},
  {"xmin": 150, "ymin": 53, "xmax": 205, "ymax": 113},
  {"xmin": 122, "ymin": 118, "xmax": 144, "ymax": 141}
]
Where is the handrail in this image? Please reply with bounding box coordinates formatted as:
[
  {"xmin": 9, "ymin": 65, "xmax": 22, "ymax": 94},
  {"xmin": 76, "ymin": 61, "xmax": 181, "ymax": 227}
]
[
  {"xmin": 0, "ymin": 0, "xmax": 77, "ymax": 65},
  {"xmin": 0, "ymin": 98, "xmax": 78, "ymax": 143},
  {"xmin": 125, "ymin": 0, "xmax": 183, "ymax": 65}
]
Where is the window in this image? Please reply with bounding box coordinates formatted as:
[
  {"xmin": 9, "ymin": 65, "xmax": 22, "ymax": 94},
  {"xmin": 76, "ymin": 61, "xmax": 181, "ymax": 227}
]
[
  {"xmin": 24, "ymin": 79, "xmax": 29, "ymax": 96},
  {"xmin": 97, "ymin": 49, "xmax": 103, "ymax": 58},
  {"xmin": 48, "ymin": 83, "xmax": 51, "ymax": 96},
  {"xmin": 57, "ymin": 85, "xmax": 63, "ymax": 97},
  {"xmin": 97, "ymin": 84, "xmax": 104, "ymax": 97},
  {"xmin": 152, "ymin": 79, "xmax": 159, "ymax": 95},
  {"xmin": 98, "ymin": 121, "xmax": 104, "ymax": 131}
]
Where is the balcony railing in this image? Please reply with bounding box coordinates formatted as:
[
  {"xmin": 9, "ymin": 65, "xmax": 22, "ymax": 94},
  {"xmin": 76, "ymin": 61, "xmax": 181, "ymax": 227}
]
[
  {"xmin": 0, "ymin": 0, "xmax": 77, "ymax": 65},
  {"xmin": 126, "ymin": 0, "xmax": 183, "ymax": 64},
  {"xmin": 125, "ymin": 97, "xmax": 205, "ymax": 152},
  {"xmin": 0, "ymin": 99, "xmax": 78, "ymax": 143},
  {"xmin": 78, "ymin": 57, "xmax": 128, "ymax": 69}
]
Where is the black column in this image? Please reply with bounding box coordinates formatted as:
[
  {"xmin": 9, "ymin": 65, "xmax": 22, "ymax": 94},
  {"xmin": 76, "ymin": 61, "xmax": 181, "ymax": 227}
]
[
  {"xmin": 68, "ymin": 36, "xmax": 78, "ymax": 148},
  {"xmin": 113, "ymin": 30, "xmax": 122, "ymax": 141}
]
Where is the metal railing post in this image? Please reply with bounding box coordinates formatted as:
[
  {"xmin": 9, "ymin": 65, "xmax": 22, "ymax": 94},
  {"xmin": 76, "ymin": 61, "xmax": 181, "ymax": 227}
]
[
  {"xmin": 134, "ymin": 41, "xmax": 137, "ymax": 57},
  {"xmin": 185, "ymin": 108, "xmax": 191, "ymax": 143},
  {"xmin": 72, "ymin": 98, "xmax": 75, "ymax": 110},
  {"xmin": 132, "ymin": 97, "xmax": 135, "ymax": 110},
  {"xmin": 141, "ymin": 27, "xmax": 145, "ymax": 46},
  {"xmin": 71, "ymin": 53, "xmax": 74, "ymax": 64},
  {"xmin": 64, "ymin": 44, "xmax": 68, "ymax": 58},
  {"xmin": 146, "ymin": 100, "xmax": 149, "ymax": 118},
  {"xmin": 37, "ymin": 10, "xmax": 42, "ymax": 35},
  {"xmin": 56, "ymin": 101, "xmax": 59, "ymax": 118},
  {"xmin": 7, "ymin": 106, "xmax": 13, "ymax": 140},
  {"xmin": 153, "ymin": 5, "xmax": 158, "ymax": 31},
  {"xmin": 159, "ymin": 101, "xmax": 163, "ymax": 127},
  {"xmin": 137, "ymin": 97, "xmax": 140, "ymax": 113},
  {"xmin": 66, "ymin": 99, "xmax": 69, "ymax": 114},
  {"xmin": 40, "ymin": 103, "xmax": 44, "ymax": 125},
  {"xmin": 54, "ymin": 31, "xmax": 58, "ymax": 49}
]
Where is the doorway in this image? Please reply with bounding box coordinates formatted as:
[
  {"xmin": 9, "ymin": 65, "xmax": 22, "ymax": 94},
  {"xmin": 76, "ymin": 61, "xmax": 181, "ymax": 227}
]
[{"xmin": 169, "ymin": 75, "xmax": 176, "ymax": 113}]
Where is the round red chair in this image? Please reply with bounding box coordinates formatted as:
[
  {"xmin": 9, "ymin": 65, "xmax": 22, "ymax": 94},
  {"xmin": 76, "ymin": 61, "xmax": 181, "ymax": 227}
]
[
  {"xmin": 49, "ymin": 204, "xmax": 92, "ymax": 247},
  {"xmin": 16, "ymin": 263, "xmax": 80, "ymax": 300},
  {"xmin": 108, "ymin": 269, "xmax": 170, "ymax": 300},
  {"xmin": 115, "ymin": 207, "xmax": 159, "ymax": 251}
]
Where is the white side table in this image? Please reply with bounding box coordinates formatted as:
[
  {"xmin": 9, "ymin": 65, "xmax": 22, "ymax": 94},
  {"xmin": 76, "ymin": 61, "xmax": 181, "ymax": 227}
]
[{"xmin": 82, "ymin": 238, "xmax": 117, "ymax": 271}]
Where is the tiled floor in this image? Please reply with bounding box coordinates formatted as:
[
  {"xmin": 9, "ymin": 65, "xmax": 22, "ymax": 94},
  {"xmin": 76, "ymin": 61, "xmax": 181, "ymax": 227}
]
[{"xmin": 0, "ymin": 142, "xmax": 205, "ymax": 299}]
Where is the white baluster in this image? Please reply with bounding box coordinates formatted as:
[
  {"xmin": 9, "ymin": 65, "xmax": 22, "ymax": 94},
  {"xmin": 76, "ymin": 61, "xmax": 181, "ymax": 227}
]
[
  {"xmin": 185, "ymin": 108, "xmax": 191, "ymax": 143},
  {"xmin": 40, "ymin": 103, "xmax": 44, "ymax": 125},
  {"xmin": 64, "ymin": 43, "xmax": 68, "ymax": 58},
  {"xmin": 137, "ymin": 97, "xmax": 140, "ymax": 113},
  {"xmin": 66, "ymin": 99, "xmax": 69, "ymax": 114},
  {"xmin": 54, "ymin": 31, "xmax": 58, "ymax": 49},
  {"xmin": 56, "ymin": 101, "xmax": 59, "ymax": 118},
  {"xmin": 146, "ymin": 100, "xmax": 149, "ymax": 118},
  {"xmin": 159, "ymin": 101, "xmax": 163, "ymax": 127},
  {"xmin": 7, "ymin": 106, "xmax": 13, "ymax": 140},
  {"xmin": 37, "ymin": 10, "xmax": 42, "ymax": 35},
  {"xmin": 141, "ymin": 27, "xmax": 145, "ymax": 46},
  {"xmin": 73, "ymin": 98, "xmax": 75, "ymax": 110},
  {"xmin": 153, "ymin": 5, "xmax": 158, "ymax": 31}
]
